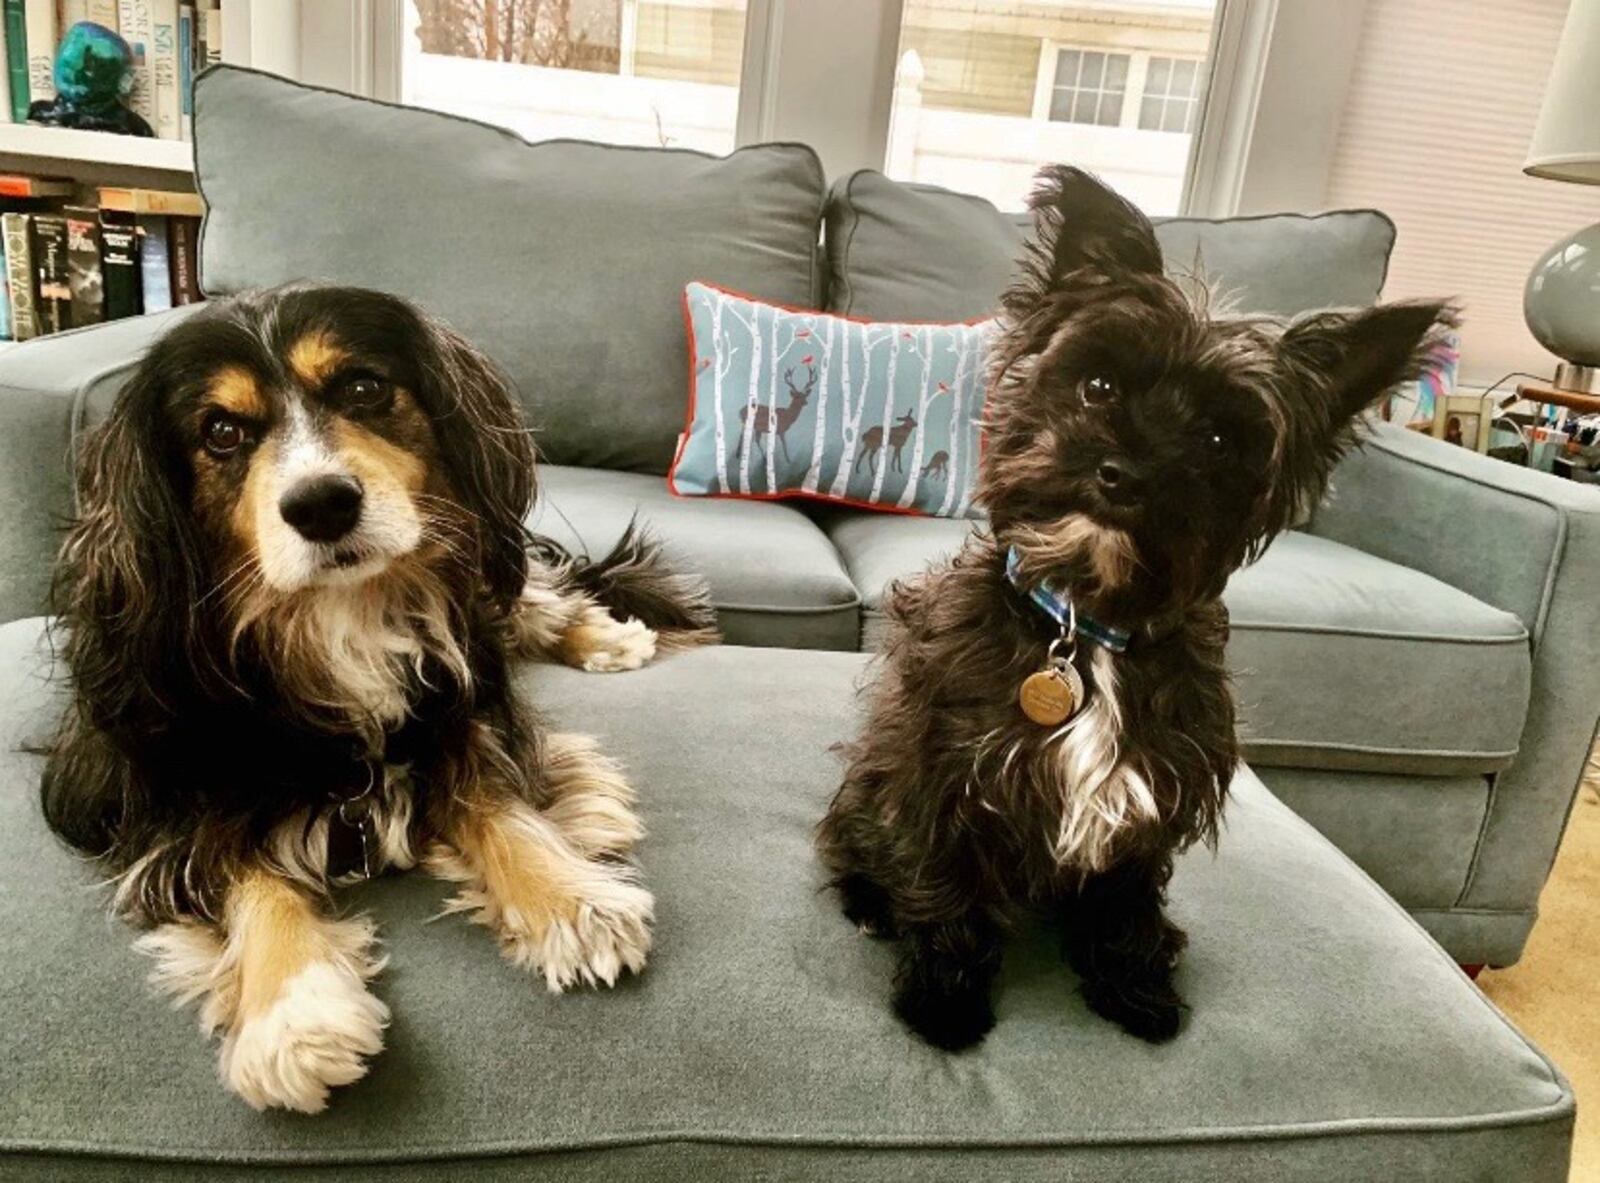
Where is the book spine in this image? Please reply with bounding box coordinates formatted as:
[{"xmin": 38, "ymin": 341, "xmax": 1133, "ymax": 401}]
[
  {"xmin": 23, "ymin": 0, "xmax": 54, "ymax": 104},
  {"xmin": 116, "ymin": 0, "xmax": 152, "ymax": 123},
  {"xmin": 135, "ymin": 213, "xmax": 170, "ymax": 313},
  {"xmin": 64, "ymin": 206, "xmax": 103, "ymax": 327},
  {"xmin": 177, "ymin": 1, "xmax": 191, "ymax": 138},
  {"xmin": 59, "ymin": 1, "xmax": 90, "ymax": 30},
  {"xmin": 0, "ymin": 18, "xmax": 11, "ymax": 123},
  {"xmin": 168, "ymin": 214, "xmax": 198, "ymax": 304},
  {"xmin": 4, "ymin": 2, "xmax": 28, "ymax": 122},
  {"xmin": 86, "ymin": 0, "xmax": 117, "ymax": 29},
  {"xmin": 0, "ymin": 228, "xmax": 11, "ymax": 340},
  {"xmin": 100, "ymin": 214, "xmax": 139, "ymax": 320},
  {"xmin": 2, "ymin": 212, "xmax": 35, "ymax": 339},
  {"xmin": 149, "ymin": 0, "xmax": 176, "ymax": 139},
  {"xmin": 30, "ymin": 213, "xmax": 69, "ymax": 334},
  {"xmin": 200, "ymin": 1, "xmax": 216, "ymax": 66}
]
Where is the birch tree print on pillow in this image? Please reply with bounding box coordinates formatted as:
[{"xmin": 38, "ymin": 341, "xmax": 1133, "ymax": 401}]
[{"xmin": 670, "ymin": 282, "xmax": 995, "ymax": 518}]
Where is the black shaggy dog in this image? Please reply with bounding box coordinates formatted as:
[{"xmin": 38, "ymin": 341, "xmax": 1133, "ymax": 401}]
[
  {"xmin": 817, "ymin": 167, "xmax": 1453, "ymax": 1052},
  {"xmin": 42, "ymin": 284, "xmax": 713, "ymax": 1112}
]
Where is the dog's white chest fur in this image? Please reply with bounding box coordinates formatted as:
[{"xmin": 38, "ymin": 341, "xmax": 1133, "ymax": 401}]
[{"xmin": 1040, "ymin": 646, "xmax": 1159, "ymax": 872}]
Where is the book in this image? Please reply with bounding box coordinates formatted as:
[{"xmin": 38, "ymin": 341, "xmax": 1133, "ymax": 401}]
[
  {"xmin": 116, "ymin": 0, "xmax": 152, "ymax": 125},
  {"xmin": 2, "ymin": 212, "xmax": 37, "ymax": 339},
  {"xmin": 97, "ymin": 185, "xmax": 203, "ymax": 216},
  {"xmin": 87, "ymin": 0, "xmax": 119, "ymax": 29},
  {"xmin": 135, "ymin": 212, "xmax": 170, "ymax": 312},
  {"xmin": 0, "ymin": 232, "xmax": 10, "ymax": 340},
  {"xmin": 0, "ymin": 18, "xmax": 10, "ymax": 124},
  {"xmin": 64, "ymin": 205, "xmax": 103, "ymax": 327},
  {"xmin": 23, "ymin": 0, "xmax": 54, "ymax": 107},
  {"xmin": 59, "ymin": 0, "xmax": 90, "ymax": 29},
  {"xmin": 4, "ymin": 2, "xmax": 28, "ymax": 123},
  {"xmin": 148, "ymin": 0, "xmax": 176, "ymax": 139},
  {"xmin": 0, "ymin": 173, "xmax": 73, "ymax": 198},
  {"xmin": 167, "ymin": 212, "xmax": 198, "ymax": 304},
  {"xmin": 200, "ymin": 1, "xmax": 217, "ymax": 67},
  {"xmin": 177, "ymin": 1, "xmax": 192, "ymax": 138},
  {"xmin": 30, "ymin": 212, "xmax": 69, "ymax": 334},
  {"xmin": 100, "ymin": 213, "xmax": 139, "ymax": 320}
]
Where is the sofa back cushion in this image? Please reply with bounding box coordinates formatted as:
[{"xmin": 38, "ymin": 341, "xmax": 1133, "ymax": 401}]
[
  {"xmin": 825, "ymin": 169, "xmax": 1397, "ymax": 322},
  {"xmin": 193, "ymin": 66, "xmax": 826, "ymax": 475}
]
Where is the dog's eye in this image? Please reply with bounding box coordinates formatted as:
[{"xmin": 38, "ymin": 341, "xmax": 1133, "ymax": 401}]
[
  {"xmin": 336, "ymin": 373, "xmax": 393, "ymax": 413},
  {"xmin": 1080, "ymin": 374, "xmax": 1118, "ymax": 406},
  {"xmin": 202, "ymin": 412, "xmax": 252, "ymax": 457},
  {"xmin": 1207, "ymin": 429, "xmax": 1229, "ymax": 455}
]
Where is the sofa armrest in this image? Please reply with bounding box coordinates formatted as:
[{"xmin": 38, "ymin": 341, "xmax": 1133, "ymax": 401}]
[
  {"xmin": 0, "ymin": 307, "xmax": 201, "ymax": 623},
  {"xmin": 1308, "ymin": 421, "xmax": 1600, "ymax": 944}
]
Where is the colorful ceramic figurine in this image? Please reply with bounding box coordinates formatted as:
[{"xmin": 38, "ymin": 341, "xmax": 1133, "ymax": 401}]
[{"xmin": 28, "ymin": 21, "xmax": 153, "ymax": 136}]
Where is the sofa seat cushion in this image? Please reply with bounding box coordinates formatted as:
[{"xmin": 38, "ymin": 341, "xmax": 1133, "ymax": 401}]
[
  {"xmin": 820, "ymin": 514, "xmax": 1531, "ymax": 776},
  {"xmin": 0, "ymin": 622, "xmax": 1571, "ymax": 1180},
  {"xmin": 535, "ymin": 465, "xmax": 859, "ymax": 649}
]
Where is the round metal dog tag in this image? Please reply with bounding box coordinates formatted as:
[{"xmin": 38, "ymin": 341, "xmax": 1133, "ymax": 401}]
[{"xmin": 1019, "ymin": 661, "xmax": 1083, "ymax": 726}]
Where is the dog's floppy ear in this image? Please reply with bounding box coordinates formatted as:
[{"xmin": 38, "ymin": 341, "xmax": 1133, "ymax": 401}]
[
  {"xmin": 418, "ymin": 323, "xmax": 534, "ymax": 609},
  {"xmin": 45, "ymin": 365, "xmax": 210, "ymax": 848}
]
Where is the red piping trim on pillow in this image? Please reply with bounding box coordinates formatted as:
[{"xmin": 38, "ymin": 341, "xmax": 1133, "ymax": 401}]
[{"xmin": 666, "ymin": 280, "xmax": 992, "ymax": 516}]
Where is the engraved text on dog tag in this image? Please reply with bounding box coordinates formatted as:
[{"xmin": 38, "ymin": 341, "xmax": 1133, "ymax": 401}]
[{"xmin": 1019, "ymin": 659, "xmax": 1083, "ymax": 726}]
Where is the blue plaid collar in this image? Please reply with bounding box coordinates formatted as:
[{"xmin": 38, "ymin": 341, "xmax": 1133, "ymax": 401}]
[{"xmin": 1004, "ymin": 546, "xmax": 1132, "ymax": 653}]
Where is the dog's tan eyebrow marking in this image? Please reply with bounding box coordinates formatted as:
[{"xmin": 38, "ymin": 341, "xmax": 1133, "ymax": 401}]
[
  {"xmin": 208, "ymin": 366, "xmax": 267, "ymax": 419},
  {"xmin": 287, "ymin": 331, "xmax": 349, "ymax": 389}
]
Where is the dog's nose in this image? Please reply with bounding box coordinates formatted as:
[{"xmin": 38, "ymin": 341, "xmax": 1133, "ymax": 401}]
[
  {"xmin": 280, "ymin": 474, "xmax": 364, "ymax": 543},
  {"xmin": 1096, "ymin": 459, "xmax": 1145, "ymax": 502}
]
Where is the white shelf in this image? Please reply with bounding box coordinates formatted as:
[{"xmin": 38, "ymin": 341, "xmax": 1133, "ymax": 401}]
[{"xmin": 0, "ymin": 123, "xmax": 194, "ymax": 175}]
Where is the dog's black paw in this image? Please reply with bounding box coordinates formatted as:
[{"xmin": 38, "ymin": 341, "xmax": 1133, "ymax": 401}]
[
  {"xmin": 837, "ymin": 873, "xmax": 899, "ymax": 938},
  {"xmin": 894, "ymin": 980, "xmax": 996, "ymax": 1052},
  {"xmin": 1081, "ymin": 978, "xmax": 1186, "ymax": 1043}
]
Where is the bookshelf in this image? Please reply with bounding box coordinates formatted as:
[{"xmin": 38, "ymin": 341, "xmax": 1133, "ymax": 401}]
[{"xmin": 0, "ymin": 124, "xmax": 194, "ymax": 177}]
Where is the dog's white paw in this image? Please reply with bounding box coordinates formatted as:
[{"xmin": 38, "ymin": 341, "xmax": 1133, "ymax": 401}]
[
  {"xmin": 568, "ymin": 614, "xmax": 657, "ymax": 673},
  {"xmin": 219, "ymin": 961, "xmax": 389, "ymax": 1114},
  {"xmin": 501, "ymin": 878, "xmax": 655, "ymax": 993}
]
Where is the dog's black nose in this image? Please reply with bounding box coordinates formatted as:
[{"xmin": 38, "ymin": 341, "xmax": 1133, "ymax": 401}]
[
  {"xmin": 1096, "ymin": 459, "xmax": 1144, "ymax": 502},
  {"xmin": 280, "ymin": 474, "xmax": 364, "ymax": 543}
]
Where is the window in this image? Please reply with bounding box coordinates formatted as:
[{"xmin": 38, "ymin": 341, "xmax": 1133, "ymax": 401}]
[
  {"xmin": 886, "ymin": 0, "xmax": 1220, "ymax": 215},
  {"xmin": 1139, "ymin": 56, "xmax": 1201, "ymax": 133},
  {"xmin": 400, "ymin": 0, "xmax": 749, "ymax": 154},
  {"xmin": 1048, "ymin": 50, "xmax": 1130, "ymax": 127}
]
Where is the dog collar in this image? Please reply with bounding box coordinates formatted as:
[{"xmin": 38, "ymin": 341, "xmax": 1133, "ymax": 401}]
[{"xmin": 1004, "ymin": 546, "xmax": 1132, "ymax": 653}]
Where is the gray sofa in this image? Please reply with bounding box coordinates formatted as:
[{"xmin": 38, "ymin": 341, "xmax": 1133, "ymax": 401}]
[{"xmin": 0, "ymin": 66, "xmax": 1581, "ymax": 1177}]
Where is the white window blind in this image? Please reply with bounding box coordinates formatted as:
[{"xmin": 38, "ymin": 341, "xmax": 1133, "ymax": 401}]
[{"xmin": 1322, "ymin": 0, "xmax": 1600, "ymax": 386}]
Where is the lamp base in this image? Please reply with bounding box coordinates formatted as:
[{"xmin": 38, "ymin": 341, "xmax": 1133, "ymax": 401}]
[{"xmin": 1552, "ymin": 362, "xmax": 1599, "ymax": 394}]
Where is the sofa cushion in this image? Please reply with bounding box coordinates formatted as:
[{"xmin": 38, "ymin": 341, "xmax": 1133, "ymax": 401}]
[
  {"xmin": 535, "ymin": 464, "xmax": 859, "ymax": 649},
  {"xmin": 0, "ymin": 621, "xmax": 1572, "ymax": 1180},
  {"xmin": 824, "ymin": 169, "xmax": 1396, "ymax": 321},
  {"xmin": 194, "ymin": 66, "xmax": 826, "ymax": 475},
  {"xmin": 819, "ymin": 514, "xmax": 1531, "ymax": 776}
]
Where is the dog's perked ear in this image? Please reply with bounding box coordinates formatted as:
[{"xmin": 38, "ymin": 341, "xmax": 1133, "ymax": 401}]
[
  {"xmin": 1018, "ymin": 165, "xmax": 1164, "ymax": 297},
  {"xmin": 1265, "ymin": 299, "xmax": 1458, "ymax": 533},
  {"xmin": 415, "ymin": 321, "xmax": 535, "ymax": 610}
]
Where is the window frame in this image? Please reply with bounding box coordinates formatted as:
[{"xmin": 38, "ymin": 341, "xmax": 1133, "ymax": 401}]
[{"xmin": 329, "ymin": 0, "xmax": 1363, "ymax": 219}]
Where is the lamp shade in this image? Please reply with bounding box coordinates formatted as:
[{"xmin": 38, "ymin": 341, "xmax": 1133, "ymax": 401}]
[{"xmin": 1525, "ymin": 0, "xmax": 1600, "ymax": 183}]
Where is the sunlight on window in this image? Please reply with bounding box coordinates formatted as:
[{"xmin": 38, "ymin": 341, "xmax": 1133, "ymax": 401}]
[
  {"xmin": 401, "ymin": 0, "xmax": 748, "ymax": 154},
  {"xmin": 888, "ymin": 0, "xmax": 1220, "ymax": 214}
]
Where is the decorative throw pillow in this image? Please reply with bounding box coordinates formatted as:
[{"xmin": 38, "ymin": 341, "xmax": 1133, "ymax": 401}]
[{"xmin": 669, "ymin": 282, "xmax": 996, "ymax": 517}]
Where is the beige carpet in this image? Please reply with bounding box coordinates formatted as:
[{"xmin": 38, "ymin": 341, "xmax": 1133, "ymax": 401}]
[{"xmin": 1479, "ymin": 773, "xmax": 1599, "ymax": 1182}]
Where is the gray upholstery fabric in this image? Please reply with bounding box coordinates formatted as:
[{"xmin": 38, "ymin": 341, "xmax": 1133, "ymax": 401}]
[
  {"xmin": 0, "ymin": 306, "xmax": 202, "ymax": 624},
  {"xmin": 1310, "ymin": 423, "xmax": 1600, "ymax": 919},
  {"xmin": 1254, "ymin": 767, "xmax": 1488, "ymax": 910},
  {"xmin": 535, "ymin": 465, "xmax": 859, "ymax": 649},
  {"xmin": 824, "ymin": 170, "xmax": 1395, "ymax": 321},
  {"xmin": 0, "ymin": 621, "xmax": 1573, "ymax": 1180},
  {"xmin": 818, "ymin": 512, "xmax": 1529, "ymax": 776},
  {"xmin": 193, "ymin": 66, "xmax": 826, "ymax": 475}
]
